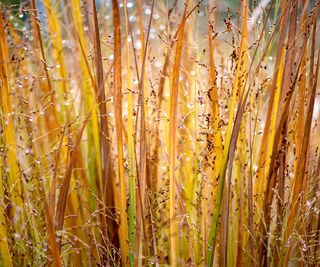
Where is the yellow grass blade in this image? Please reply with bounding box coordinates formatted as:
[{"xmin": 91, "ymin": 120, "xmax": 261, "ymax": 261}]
[
  {"xmin": 0, "ymin": 8, "xmax": 24, "ymax": 220},
  {"xmin": 0, "ymin": 129, "xmax": 12, "ymax": 267},
  {"xmin": 123, "ymin": 1, "xmax": 136, "ymax": 265},
  {"xmin": 169, "ymin": 7, "xmax": 187, "ymax": 265}
]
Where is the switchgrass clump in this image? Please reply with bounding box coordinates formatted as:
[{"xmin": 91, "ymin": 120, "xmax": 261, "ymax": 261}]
[{"xmin": 0, "ymin": 0, "xmax": 320, "ymax": 266}]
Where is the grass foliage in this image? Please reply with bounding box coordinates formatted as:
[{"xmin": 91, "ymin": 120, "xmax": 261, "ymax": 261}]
[{"xmin": 0, "ymin": 0, "xmax": 320, "ymax": 266}]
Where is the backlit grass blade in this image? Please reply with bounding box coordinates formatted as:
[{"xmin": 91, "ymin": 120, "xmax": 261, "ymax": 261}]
[
  {"xmin": 0, "ymin": 120, "xmax": 12, "ymax": 267},
  {"xmin": 123, "ymin": 1, "xmax": 136, "ymax": 265},
  {"xmin": 169, "ymin": 5, "xmax": 187, "ymax": 265},
  {"xmin": 43, "ymin": 0, "xmax": 70, "ymax": 98},
  {"xmin": 265, "ymin": 48, "xmax": 285, "ymax": 192},
  {"xmin": 90, "ymin": 0, "xmax": 113, "ymax": 247},
  {"xmin": 0, "ymin": 8, "xmax": 24, "ymax": 224},
  {"xmin": 55, "ymin": 116, "xmax": 89, "ymax": 242},
  {"xmin": 67, "ymin": 0, "xmax": 103, "ymax": 212},
  {"xmin": 111, "ymin": 1, "xmax": 129, "ymax": 265}
]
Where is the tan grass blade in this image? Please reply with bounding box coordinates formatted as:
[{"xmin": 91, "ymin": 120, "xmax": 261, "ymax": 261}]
[{"xmin": 111, "ymin": 1, "xmax": 129, "ymax": 265}]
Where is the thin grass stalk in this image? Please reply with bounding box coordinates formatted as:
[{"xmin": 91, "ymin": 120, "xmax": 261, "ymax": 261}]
[{"xmin": 168, "ymin": 5, "xmax": 187, "ymax": 265}]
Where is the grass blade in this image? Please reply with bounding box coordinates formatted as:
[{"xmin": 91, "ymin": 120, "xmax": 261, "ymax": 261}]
[
  {"xmin": 111, "ymin": 1, "xmax": 129, "ymax": 265},
  {"xmin": 169, "ymin": 5, "xmax": 187, "ymax": 265}
]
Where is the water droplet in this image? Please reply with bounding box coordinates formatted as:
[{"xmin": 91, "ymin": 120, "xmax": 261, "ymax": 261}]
[
  {"xmin": 14, "ymin": 233, "xmax": 21, "ymax": 239},
  {"xmin": 127, "ymin": 2, "xmax": 134, "ymax": 8},
  {"xmin": 159, "ymin": 24, "xmax": 166, "ymax": 31},
  {"xmin": 154, "ymin": 61, "xmax": 162, "ymax": 68},
  {"xmin": 135, "ymin": 40, "xmax": 142, "ymax": 50},
  {"xmin": 187, "ymin": 102, "xmax": 193, "ymax": 109},
  {"xmin": 129, "ymin": 15, "xmax": 136, "ymax": 22},
  {"xmin": 56, "ymin": 231, "xmax": 62, "ymax": 237},
  {"xmin": 144, "ymin": 8, "xmax": 151, "ymax": 15}
]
